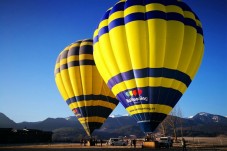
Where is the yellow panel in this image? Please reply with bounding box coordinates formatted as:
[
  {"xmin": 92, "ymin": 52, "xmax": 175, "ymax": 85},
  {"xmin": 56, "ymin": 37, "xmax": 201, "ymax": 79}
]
[
  {"xmin": 124, "ymin": 5, "xmax": 144, "ymax": 16},
  {"xmin": 80, "ymin": 66, "xmax": 92, "ymax": 95},
  {"xmin": 93, "ymin": 40, "xmax": 115, "ymax": 88},
  {"xmin": 59, "ymin": 58, "xmax": 67, "ymax": 66},
  {"xmin": 183, "ymin": 11, "xmax": 196, "ymax": 20},
  {"xmin": 78, "ymin": 116, "xmax": 106, "ymax": 124},
  {"xmin": 102, "ymin": 83, "xmax": 116, "ymax": 99},
  {"xmin": 93, "ymin": 44, "xmax": 110, "ymax": 84},
  {"xmin": 68, "ymin": 66, "xmax": 83, "ymax": 96},
  {"xmin": 94, "ymin": 36, "xmax": 120, "ymax": 105},
  {"xmin": 126, "ymin": 104, "xmax": 172, "ymax": 115},
  {"xmin": 98, "ymin": 19, "xmax": 108, "ymax": 30},
  {"xmin": 108, "ymin": 11, "xmax": 124, "ymax": 23},
  {"xmin": 177, "ymin": 26, "xmax": 197, "ymax": 72},
  {"xmin": 68, "ymin": 101, "xmax": 117, "ymax": 110},
  {"xmin": 55, "ymin": 73, "xmax": 69, "ymax": 100},
  {"xmin": 67, "ymin": 55, "xmax": 79, "ymax": 62},
  {"xmin": 166, "ymin": 5, "xmax": 183, "ymax": 15},
  {"xmin": 196, "ymin": 19, "xmax": 202, "ymax": 28},
  {"xmin": 98, "ymin": 34, "xmax": 121, "ymax": 81},
  {"xmin": 125, "ymin": 20, "xmax": 148, "ymax": 69},
  {"xmin": 187, "ymin": 34, "xmax": 204, "ymax": 79},
  {"xmin": 69, "ymin": 43, "xmax": 80, "ymax": 48},
  {"xmin": 147, "ymin": 19, "xmax": 166, "ymax": 68},
  {"xmin": 80, "ymin": 41, "xmax": 92, "ymax": 47},
  {"xmin": 77, "ymin": 54, "xmax": 93, "ymax": 61},
  {"xmin": 109, "ymin": 26, "xmax": 132, "ymax": 73},
  {"xmin": 60, "ymin": 69, "xmax": 75, "ymax": 98},
  {"xmin": 163, "ymin": 22, "xmax": 183, "ymax": 69},
  {"xmin": 146, "ymin": 3, "xmax": 166, "ymax": 12},
  {"xmin": 91, "ymin": 66, "xmax": 104, "ymax": 95},
  {"xmin": 146, "ymin": 4, "xmax": 183, "ymax": 14},
  {"xmin": 93, "ymin": 29, "xmax": 98, "ymax": 39}
]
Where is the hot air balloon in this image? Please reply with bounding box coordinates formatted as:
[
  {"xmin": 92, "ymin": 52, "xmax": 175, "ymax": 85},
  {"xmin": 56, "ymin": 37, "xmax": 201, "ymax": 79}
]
[
  {"xmin": 54, "ymin": 39, "xmax": 119, "ymax": 136},
  {"xmin": 93, "ymin": 0, "xmax": 204, "ymax": 133}
]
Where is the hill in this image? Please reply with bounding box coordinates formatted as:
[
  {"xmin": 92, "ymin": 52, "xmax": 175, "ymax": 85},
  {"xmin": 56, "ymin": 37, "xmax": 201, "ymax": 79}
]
[
  {"xmin": 0, "ymin": 113, "xmax": 17, "ymax": 128},
  {"xmin": 0, "ymin": 112, "xmax": 226, "ymax": 141}
]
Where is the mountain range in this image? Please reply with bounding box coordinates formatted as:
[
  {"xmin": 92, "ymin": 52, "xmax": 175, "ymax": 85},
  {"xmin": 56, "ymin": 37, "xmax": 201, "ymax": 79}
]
[{"xmin": 0, "ymin": 112, "xmax": 227, "ymax": 141}]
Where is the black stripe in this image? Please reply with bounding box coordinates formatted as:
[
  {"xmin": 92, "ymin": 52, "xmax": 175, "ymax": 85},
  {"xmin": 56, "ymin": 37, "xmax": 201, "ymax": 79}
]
[
  {"xmin": 59, "ymin": 63, "xmax": 68, "ymax": 71},
  {"xmin": 66, "ymin": 95, "xmax": 119, "ymax": 106},
  {"xmin": 109, "ymin": 18, "xmax": 124, "ymax": 31},
  {"xmin": 56, "ymin": 55, "xmax": 61, "ymax": 64},
  {"xmin": 68, "ymin": 60, "xmax": 95, "ymax": 67},
  {"xmin": 98, "ymin": 26, "xmax": 109, "ymax": 37},
  {"xmin": 68, "ymin": 45, "xmax": 80, "ymax": 56},
  {"xmin": 63, "ymin": 45, "xmax": 93, "ymax": 56},
  {"xmin": 74, "ymin": 106, "xmax": 114, "ymax": 118},
  {"xmin": 184, "ymin": 18, "xmax": 197, "ymax": 29},
  {"xmin": 55, "ymin": 60, "xmax": 96, "ymax": 75},
  {"xmin": 117, "ymin": 86, "xmax": 182, "ymax": 108},
  {"xmin": 101, "ymin": 9, "xmax": 111, "ymax": 21},
  {"xmin": 79, "ymin": 45, "xmax": 93, "ymax": 55},
  {"xmin": 125, "ymin": 0, "xmax": 143, "ymax": 9},
  {"xmin": 197, "ymin": 26, "xmax": 203, "ymax": 35},
  {"xmin": 60, "ymin": 49, "xmax": 69, "ymax": 59},
  {"xmin": 56, "ymin": 60, "xmax": 95, "ymax": 72},
  {"xmin": 125, "ymin": 12, "xmax": 144, "ymax": 23},
  {"xmin": 107, "ymin": 68, "xmax": 191, "ymax": 90},
  {"xmin": 109, "ymin": 1, "xmax": 124, "ymax": 16},
  {"xmin": 57, "ymin": 39, "xmax": 93, "ymax": 60}
]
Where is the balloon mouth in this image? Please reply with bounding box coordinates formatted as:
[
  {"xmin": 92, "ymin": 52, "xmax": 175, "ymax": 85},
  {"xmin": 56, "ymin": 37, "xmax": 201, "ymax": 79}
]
[{"xmin": 137, "ymin": 120, "xmax": 161, "ymax": 133}]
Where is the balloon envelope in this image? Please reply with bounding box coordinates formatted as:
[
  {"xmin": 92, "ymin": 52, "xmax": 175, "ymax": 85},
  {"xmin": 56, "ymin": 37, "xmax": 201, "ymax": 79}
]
[
  {"xmin": 93, "ymin": 0, "xmax": 204, "ymax": 132},
  {"xmin": 54, "ymin": 39, "xmax": 119, "ymax": 135}
]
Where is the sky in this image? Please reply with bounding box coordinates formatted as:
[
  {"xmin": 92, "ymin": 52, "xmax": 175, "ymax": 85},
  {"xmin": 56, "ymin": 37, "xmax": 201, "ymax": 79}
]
[{"xmin": 0, "ymin": 0, "xmax": 226, "ymax": 123}]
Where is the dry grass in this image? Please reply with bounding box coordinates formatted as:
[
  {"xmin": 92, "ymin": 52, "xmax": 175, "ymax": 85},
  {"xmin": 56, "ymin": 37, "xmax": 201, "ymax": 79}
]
[
  {"xmin": 183, "ymin": 136, "xmax": 227, "ymax": 150},
  {"xmin": 0, "ymin": 137, "xmax": 227, "ymax": 151}
]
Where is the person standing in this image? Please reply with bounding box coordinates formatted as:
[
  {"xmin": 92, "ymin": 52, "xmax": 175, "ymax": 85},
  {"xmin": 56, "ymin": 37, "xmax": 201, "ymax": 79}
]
[
  {"xmin": 181, "ymin": 138, "xmax": 187, "ymax": 151},
  {"xmin": 100, "ymin": 139, "xmax": 103, "ymax": 147},
  {"xmin": 80, "ymin": 139, "xmax": 83, "ymax": 146},
  {"xmin": 132, "ymin": 139, "xmax": 136, "ymax": 148}
]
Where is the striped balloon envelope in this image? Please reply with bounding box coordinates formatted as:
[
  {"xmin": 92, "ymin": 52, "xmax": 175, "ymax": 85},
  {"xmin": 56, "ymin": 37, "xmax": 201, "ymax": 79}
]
[
  {"xmin": 54, "ymin": 39, "xmax": 119, "ymax": 136},
  {"xmin": 93, "ymin": 0, "xmax": 204, "ymax": 132}
]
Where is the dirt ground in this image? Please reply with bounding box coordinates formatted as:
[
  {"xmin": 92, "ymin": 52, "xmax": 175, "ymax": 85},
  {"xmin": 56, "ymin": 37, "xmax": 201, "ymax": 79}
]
[{"xmin": 0, "ymin": 137, "xmax": 227, "ymax": 151}]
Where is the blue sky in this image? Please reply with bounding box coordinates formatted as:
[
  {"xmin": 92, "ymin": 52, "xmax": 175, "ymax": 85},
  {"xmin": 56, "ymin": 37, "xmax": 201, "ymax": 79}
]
[{"xmin": 0, "ymin": 0, "xmax": 226, "ymax": 123}]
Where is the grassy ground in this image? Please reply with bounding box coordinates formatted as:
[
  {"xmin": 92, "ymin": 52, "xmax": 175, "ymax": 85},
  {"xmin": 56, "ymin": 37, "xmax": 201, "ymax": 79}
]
[{"xmin": 0, "ymin": 137, "xmax": 227, "ymax": 151}]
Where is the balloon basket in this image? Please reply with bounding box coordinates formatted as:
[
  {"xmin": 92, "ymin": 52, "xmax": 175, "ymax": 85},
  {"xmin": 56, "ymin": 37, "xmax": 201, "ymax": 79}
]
[{"xmin": 142, "ymin": 141, "xmax": 159, "ymax": 148}]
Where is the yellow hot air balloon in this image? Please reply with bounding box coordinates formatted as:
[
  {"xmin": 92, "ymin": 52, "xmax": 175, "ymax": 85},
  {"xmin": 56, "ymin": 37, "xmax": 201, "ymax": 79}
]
[
  {"xmin": 93, "ymin": 0, "xmax": 204, "ymax": 132},
  {"xmin": 54, "ymin": 39, "xmax": 119, "ymax": 135}
]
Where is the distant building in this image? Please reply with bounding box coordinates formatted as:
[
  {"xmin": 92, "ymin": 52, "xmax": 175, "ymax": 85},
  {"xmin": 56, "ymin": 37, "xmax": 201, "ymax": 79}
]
[{"xmin": 0, "ymin": 128, "xmax": 52, "ymax": 144}]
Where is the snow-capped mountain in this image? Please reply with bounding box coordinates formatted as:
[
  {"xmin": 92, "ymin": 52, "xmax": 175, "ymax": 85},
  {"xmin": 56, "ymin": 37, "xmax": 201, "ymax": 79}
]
[
  {"xmin": 192, "ymin": 112, "xmax": 227, "ymax": 124},
  {"xmin": 109, "ymin": 114, "xmax": 129, "ymax": 118}
]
